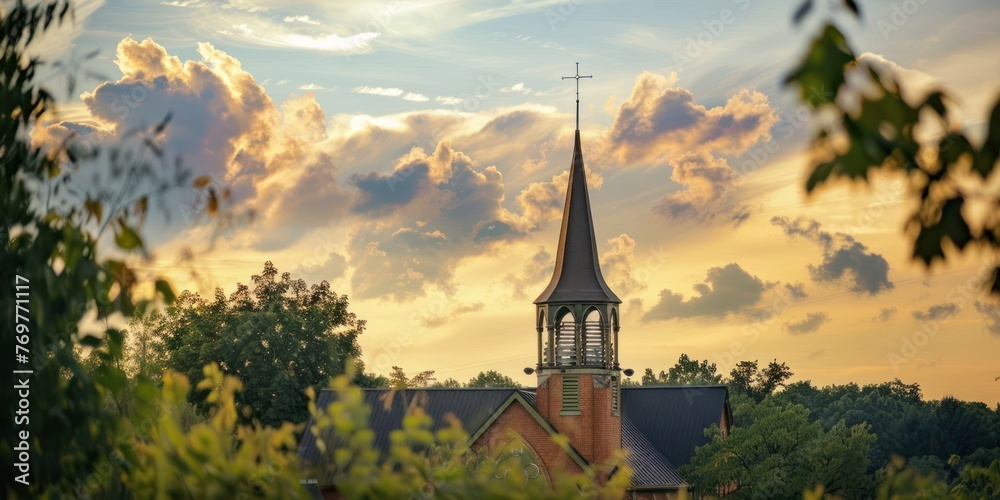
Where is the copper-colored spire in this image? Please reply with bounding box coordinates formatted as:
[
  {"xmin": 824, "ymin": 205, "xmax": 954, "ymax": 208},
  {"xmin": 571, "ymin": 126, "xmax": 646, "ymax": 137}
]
[{"xmin": 534, "ymin": 130, "xmax": 620, "ymax": 304}]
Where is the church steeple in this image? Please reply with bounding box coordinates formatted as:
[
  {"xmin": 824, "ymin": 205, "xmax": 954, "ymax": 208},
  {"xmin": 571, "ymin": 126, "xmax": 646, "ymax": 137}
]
[
  {"xmin": 533, "ymin": 64, "xmax": 621, "ymax": 374},
  {"xmin": 531, "ymin": 70, "xmax": 623, "ymax": 467}
]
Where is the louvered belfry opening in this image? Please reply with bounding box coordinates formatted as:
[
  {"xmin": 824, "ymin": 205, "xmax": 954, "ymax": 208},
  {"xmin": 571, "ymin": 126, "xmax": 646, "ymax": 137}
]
[
  {"xmin": 582, "ymin": 308, "xmax": 605, "ymax": 366},
  {"xmin": 555, "ymin": 309, "xmax": 577, "ymax": 366}
]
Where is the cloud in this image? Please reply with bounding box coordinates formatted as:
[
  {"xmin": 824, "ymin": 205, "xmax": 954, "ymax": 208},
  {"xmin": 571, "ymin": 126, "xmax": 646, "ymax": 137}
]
[
  {"xmin": 499, "ymin": 82, "xmax": 532, "ymax": 94},
  {"xmin": 353, "ymin": 86, "xmax": 429, "ymax": 102},
  {"xmin": 298, "ymin": 83, "xmax": 330, "ymax": 91},
  {"xmin": 601, "ymin": 71, "xmax": 778, "ymax": 166},
  {"xmin": 354, "ymin": 86, "xmax": 404, "ymax": 97},
  {"xmin": 857, "ymin": 53, "xmax": 938, "ymax": 104},
  {"xmin": 419, "ymin": 302, "xmax": 486, "ymax": 328},
  {"xmin": 653, "ymin": 151, "xmax": 750, "ymax": 225},
  {"xmin": 602, "ymin": 234, "xmax": 645, "ymax": 296},
  {"xmin": 784, "ymin": 312, "xmax": 831, "ymax": 335},
  {"xmin": 869, "ymin": 307, "xmax": 897, "ymax": 322},
  {"xmin": 344, "ymin": 141, "xmax": 576, "ymax": 301},
  {"xmin": 403, "ymin": 92, "xmax": 430, "ymax": 102},
  {"xmin": 643, "ymin": 263, "xmax": 776, "ymax": 322},
  {"xmin": 912, "ymin": 303, "xmax": 959, "ymax": 322},
  {"xmin": 47, "ymin": 37, "xmax": 351, "ymax": 250},
  {"xmin": 435, "ymin": 96, "xmax": 464, "ymax": 106},
  {"xmin": 284, "ymin": 15, "xmax": 320, "ymax": 25},
  {"xmin": 771, "ymin": 217, "xmax": 893, "ymax": 296},
  {"xmin": 973, "ymin": 301, "xmax": 1000, "ymax": 335},
  {"xmin": 293, "ymin": 251, "xmax": 347, "ymax": 283},
  {"xmin": 784, "ymin": 282, "xmax": 809, "ymax": 301},
  {"xmin": 504, "ymin": 247, "xmax": 554, "ymax": 300}
]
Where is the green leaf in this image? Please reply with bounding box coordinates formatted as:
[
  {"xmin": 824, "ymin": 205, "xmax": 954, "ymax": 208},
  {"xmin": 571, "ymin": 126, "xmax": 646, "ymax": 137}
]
[
  {"xmin": 156, "ymin": 279, "xmax": 177, "ymax": 304},
  {"xmin": 115, "ymin": 223, "xmax": 143, "ymax": 250},
  {"xmin": 84, "ymin": 196, "xmax": 102, "ymax": 224}
]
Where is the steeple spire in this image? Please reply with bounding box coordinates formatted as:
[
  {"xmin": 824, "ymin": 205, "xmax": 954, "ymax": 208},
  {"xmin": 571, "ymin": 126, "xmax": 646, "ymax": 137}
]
[
  {"xmin": 561, "ymin": 62, "xmax": 592, "ymax": 131},
  {"xmin": 533, "ymin": 130, "xmax": 620, "ymax": 305}
]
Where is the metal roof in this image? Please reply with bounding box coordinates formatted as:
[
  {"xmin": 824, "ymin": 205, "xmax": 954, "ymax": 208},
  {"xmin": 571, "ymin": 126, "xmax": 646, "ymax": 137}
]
[
  {"xmin": 298, "ymin": 385, "xmax": 729, "ymax": 489},
  {"xmin": 620, "ymin": 385, "xmax": 729, "ymax": 469},
  {"xmin": 534, "ymin": 130, "xmax": 621, "ymax": 305},
  {"xmin": 299, "ymin": 388, "xmax": 519, "ymax": 467},
  {"xmin": 621, "ymin": 416, "xmax": 686, "ymax": 488}
]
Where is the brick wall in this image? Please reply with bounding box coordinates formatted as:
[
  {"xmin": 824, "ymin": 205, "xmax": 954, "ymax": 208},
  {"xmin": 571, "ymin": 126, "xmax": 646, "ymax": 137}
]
[
  {"xmin": 472, "ymin": 400, "xmax": 584, "ymax": 482},
  {"xmin": 536, "ymin": 373, "xmax": 621, "ymax": 468}
]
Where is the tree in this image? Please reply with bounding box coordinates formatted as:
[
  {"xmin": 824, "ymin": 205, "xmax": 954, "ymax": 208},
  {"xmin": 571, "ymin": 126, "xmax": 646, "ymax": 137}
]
[
  {"xmin": 681, "ymin": 398, "xmax": 875, "ymax": 498},
  {"xmin": 159, "ymin": 261, "xmax": 365, "ymax": 427},
  {"xmin": 787, "ymin": 0, "xmax": 1000, "ymax": 294},
  {"xmin": 728, "ymin": 359, "xmax": 793, "ymax": 402},
  {"xmin": 637, "ymin": 354, "xmax": 724, "ymax": 386},
  {"xmin": 432, "ymin": 377, "xmax": 463, "ymax": 388},
  {"xmin": 388, "ymin": 366, "xmax": 436, "ymax": 388},
  {"xmin": 467, "ymin": 370, "xmax": 521, "ymax": 388}
]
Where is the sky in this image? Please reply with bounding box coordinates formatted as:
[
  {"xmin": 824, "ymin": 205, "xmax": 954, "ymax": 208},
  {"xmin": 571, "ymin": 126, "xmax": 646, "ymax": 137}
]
[{"xmin": 29, "ymin": 0, "xmax": 1000, "ymax": 405}]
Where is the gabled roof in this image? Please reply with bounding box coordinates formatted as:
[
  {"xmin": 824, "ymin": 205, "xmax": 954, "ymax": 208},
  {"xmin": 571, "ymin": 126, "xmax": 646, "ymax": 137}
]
[
  {"xmin": 298, "ymin": 384, "xmax": 730, "ymax": 490},
  {"xmin": 299, "ymin": 388, "xmax": 589, "ymax": 472},
  {"xmin": 620, "ymin": 385, "xmax": 730, "ymax": 469},
  {"xmin": 534, "ymin": 131, "xmax": 620, "ymax": 305}
]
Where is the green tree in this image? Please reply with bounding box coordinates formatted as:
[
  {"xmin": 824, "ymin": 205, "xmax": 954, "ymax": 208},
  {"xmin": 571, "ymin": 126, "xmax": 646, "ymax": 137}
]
[
  {"xmin": 728, "ymin": 359, "xmax": 793, "ymax": 402},
  {"xmin": 159, "ymin": 261, "xmax": 365, "ymax": 427},
  {"xmin": 467, "ymin": 370, "xmax": 522, "ymax": 388},
  {"xmin": 681, "ymin": 398, "xmax": 875, "ymax": 498},
  {"xmin": 787, "ymin": 0, "xmax": 1000, "ymax": 294},
  {"xmin": 388, "ymin": 365, "xmax": 436, "ymax": 388},
  {"xmin": 637, "ymin": 354, "xmax": 724, "ymax": 386},
  {"xmin": 432, "ymin": 377, "xmax": 463, "ymax": 388}
]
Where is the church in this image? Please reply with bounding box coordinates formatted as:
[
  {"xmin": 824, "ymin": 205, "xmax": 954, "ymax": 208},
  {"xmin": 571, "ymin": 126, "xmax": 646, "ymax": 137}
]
[{"xmin": 298, "ymin": 79, "xmax": 732, "ymax": 498}]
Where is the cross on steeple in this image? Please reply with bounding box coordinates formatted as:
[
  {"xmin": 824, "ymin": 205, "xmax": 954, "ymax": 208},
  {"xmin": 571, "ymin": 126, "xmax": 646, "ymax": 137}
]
[{"xmin": 562, "ymin": 62, "xmax": 592, "ymax": 131}]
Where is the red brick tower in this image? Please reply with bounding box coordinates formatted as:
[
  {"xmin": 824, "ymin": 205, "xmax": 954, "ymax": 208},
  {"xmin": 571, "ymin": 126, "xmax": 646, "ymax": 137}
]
[{"xmin": 532, "ymin": 119, "xmax": 622, "ymax": 468}]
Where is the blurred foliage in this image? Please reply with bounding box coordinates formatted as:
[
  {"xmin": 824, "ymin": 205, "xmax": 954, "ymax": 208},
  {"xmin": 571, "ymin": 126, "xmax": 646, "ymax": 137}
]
[
  {"xmin": 155, "ymin": 261, "xmax": 365, "ymax": 427},
  {"xmin": 306, "ymin": 370, "xmax": 634, "ymax": 499},
  {"xmin": 787, "ymin": 0, "xmax": 1000, "ymax": 294},
  {"xmin": 123, "ymin": 364, "xmax": 306, "ymax": 498},
  {"xmin": 0, "ymin": 0, "xmax": 179, "ymax": 496}
]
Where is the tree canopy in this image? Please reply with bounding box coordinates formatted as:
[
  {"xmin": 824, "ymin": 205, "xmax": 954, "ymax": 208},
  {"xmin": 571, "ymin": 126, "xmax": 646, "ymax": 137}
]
[{"xmin": 156, "ymin": 261, "xmax": 365, "ymax": 426}]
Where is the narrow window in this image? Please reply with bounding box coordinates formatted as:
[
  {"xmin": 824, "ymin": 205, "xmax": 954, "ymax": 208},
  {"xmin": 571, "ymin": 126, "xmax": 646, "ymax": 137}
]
[
  {"xmin": 561, "ymin": 376, "xmax": 581, "ymax": 415},
  {"xmin": 611, "ymin": 376, "xmax": 620, "ymax": 414}
]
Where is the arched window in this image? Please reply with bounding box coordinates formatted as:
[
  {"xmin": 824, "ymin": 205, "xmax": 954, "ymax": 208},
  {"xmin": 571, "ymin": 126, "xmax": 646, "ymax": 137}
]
[
  {"xmin": 554, "ymin": 308, "xmax": 576, "ymax": 366},
  {"xmin": 582, "ymin": 308, "xmax": 605, "ymax": 366}
]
